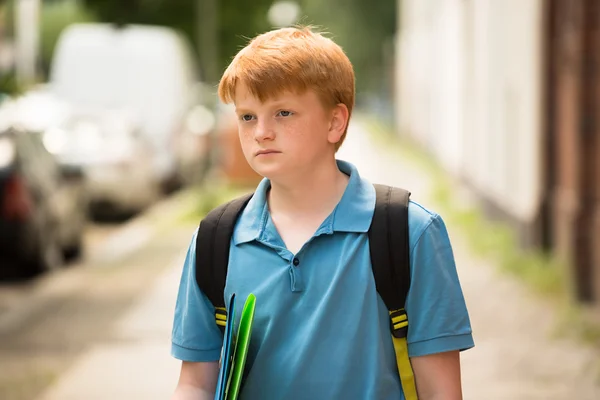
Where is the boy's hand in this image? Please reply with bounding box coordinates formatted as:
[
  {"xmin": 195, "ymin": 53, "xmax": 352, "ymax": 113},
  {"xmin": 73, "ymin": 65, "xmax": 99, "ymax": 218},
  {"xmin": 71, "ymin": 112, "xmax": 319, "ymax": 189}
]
[
  {"xmin": 170, "ymin": 361, "xmax": 219, "ymax": 400},
  {"xmin": 411, "ymin": 351, "xmax": 463, "ymax": 400}
]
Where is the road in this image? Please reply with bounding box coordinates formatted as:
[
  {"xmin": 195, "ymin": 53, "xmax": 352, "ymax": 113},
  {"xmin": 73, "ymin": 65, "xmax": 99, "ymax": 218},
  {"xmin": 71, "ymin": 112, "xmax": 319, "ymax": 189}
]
[{"xmin": 0, "ymin": 190, "xmax": 201, "ymax": 400}]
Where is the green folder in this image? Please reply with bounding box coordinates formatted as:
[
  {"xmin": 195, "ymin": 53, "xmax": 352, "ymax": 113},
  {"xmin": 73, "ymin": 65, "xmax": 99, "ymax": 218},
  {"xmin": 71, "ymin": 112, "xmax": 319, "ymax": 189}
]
[{"xmin": 224, "ymin": 293, "xmax": 256, "ymax": 400}]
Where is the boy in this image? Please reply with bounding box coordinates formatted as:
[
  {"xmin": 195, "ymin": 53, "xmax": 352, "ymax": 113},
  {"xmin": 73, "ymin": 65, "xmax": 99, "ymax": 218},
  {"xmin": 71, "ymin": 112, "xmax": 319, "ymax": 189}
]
[{"xmin": 170, "ymin": 26, "xmax": 473, "ymax": 400}]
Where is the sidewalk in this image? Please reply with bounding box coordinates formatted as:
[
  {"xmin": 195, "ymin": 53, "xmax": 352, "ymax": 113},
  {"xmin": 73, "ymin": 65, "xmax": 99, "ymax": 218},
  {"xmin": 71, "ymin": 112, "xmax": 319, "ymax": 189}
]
[
  {"xmin": 37, "ymin": 119, "xmax": 600, "ymax": 400},
  {"xmin": 338, "ymin": 120, "xmax": 600, "ymax": 400},
  {"xmin": 37, "ymin": 254, "xmax": 186, "ymax": 400}
]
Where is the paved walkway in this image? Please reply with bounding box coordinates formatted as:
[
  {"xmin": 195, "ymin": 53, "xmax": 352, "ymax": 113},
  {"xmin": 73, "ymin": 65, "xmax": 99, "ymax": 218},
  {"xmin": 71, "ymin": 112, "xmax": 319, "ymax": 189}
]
[
  {"xmin": 338, "ymin": 120, "xmax": 600, "ymax": 400},
  {"xmin": 38, "ymin": 119, "xmax": 600, "ymax": 399},
  {"xmin": 37, "ymin": 254, "xmax": 185, "ymax": 400}
]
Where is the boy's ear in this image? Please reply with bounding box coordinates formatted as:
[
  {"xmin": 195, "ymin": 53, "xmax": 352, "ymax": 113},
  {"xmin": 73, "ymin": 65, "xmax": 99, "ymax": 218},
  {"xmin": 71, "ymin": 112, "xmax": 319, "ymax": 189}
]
[{"xmin": 327, "ymin": 103, "xmax": 349, "ymax": 145}]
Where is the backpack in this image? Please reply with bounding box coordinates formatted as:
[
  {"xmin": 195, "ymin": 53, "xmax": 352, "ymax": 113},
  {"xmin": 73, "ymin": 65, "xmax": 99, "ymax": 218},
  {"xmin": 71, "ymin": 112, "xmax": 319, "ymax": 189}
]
[{"xmin": 195, "ymin": 184, "xmax": 418, "ymax": 400}]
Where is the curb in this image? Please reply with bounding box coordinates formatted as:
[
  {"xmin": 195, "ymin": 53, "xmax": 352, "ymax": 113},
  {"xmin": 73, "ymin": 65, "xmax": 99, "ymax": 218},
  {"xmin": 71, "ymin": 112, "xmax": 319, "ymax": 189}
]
[{"xmin": 0, "ymin": 187, "xmax": 200, "ymax": 334}]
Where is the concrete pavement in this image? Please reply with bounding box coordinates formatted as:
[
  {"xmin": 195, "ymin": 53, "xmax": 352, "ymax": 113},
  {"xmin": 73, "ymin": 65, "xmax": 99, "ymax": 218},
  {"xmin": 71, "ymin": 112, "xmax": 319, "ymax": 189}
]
[
  {"xmin": 37, "ymin": 254, "xmax": 185, "ymax": 400},
  {"xmin": 338, "ymin": 119, "xmax": 600, "ymax": 399},
  {"xmin": 36, "ymin": 118, "xmax": 600, "ymax": 399}
]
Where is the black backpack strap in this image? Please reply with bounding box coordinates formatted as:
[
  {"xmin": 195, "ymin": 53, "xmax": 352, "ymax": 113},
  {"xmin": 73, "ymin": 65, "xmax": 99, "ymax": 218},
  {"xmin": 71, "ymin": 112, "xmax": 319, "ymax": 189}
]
[
  {"xmin": 369, "ymin": 184, "xmax": 411, "ymax": 338},
  {"xmin": 195, "ymin": 193, "xmax": 253, "ymax": 315}
]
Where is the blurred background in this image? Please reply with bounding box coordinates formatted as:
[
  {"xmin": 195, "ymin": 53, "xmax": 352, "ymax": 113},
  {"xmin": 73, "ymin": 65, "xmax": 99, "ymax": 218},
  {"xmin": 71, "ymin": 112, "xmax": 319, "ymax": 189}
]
[{"xmin": 0, "ymin": 0, "xmax": 599, "ymax": 399}]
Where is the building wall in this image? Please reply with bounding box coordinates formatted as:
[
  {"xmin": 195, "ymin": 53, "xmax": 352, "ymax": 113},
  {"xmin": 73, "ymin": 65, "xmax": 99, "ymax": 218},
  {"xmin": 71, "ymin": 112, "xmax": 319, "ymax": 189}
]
[{"xmin": 396, "ymin": 0, "xmax": 545, "ymax": 234}]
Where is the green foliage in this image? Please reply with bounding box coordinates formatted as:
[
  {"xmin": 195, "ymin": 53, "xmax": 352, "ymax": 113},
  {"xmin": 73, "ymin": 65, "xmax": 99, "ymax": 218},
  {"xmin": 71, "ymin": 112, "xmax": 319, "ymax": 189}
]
[
  {"xmin": 1, "ymin": 1, "xmax": 14, "ymax": 36},
  {"xmin": 0, "ymin": 71, "xmax": 22, "ymax": 97},
  {"xmin": 72, "ymin": 0, "xmax": 397, "ymax": 92},
  {"xmin": 0, "ymin": 1, "xmax": 96, "ymax": 82},
  {"xmin": 40, "ymin": 1, "xmax": 97, "ymax": 76},
  {"xmin": 299, "ymin": 0, "xmax": 397, "ymax": 94},
  {"xmin": 218, "ymin": 0, "xmax": 273, "ymax": 65},
  {"xmin": 80, "ymin": 0, "xmax": 273, "ymax": 77}
]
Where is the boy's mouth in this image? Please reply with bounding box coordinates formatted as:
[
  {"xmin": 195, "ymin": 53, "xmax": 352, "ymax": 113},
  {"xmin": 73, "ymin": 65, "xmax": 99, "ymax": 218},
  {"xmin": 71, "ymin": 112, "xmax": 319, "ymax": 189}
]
[{"xmin": 255, "ymin": 149, "xmax": 281, "ymax": 156}]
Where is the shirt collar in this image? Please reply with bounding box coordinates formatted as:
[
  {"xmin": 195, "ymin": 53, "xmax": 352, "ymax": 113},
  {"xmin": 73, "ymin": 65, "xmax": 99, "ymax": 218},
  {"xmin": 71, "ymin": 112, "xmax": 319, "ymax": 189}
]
[{"xmin": 232, "ymin": 160, "xmax": 375, "ymax": 245}]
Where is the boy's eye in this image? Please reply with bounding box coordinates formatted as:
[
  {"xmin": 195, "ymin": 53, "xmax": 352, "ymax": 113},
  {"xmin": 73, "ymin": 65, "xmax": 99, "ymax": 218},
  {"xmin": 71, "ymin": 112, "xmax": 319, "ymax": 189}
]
[
  {"xmin": 241, "ymin": 114, "xmax": 255, "ymax": 121},
  {"xmin": 277, "ymin": 110, "xmax": 292, "ymax": 117}
]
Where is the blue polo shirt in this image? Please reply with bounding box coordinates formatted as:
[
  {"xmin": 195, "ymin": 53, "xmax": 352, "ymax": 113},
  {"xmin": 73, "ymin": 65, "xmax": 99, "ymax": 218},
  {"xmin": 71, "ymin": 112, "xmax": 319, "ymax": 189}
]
[{"xmin": 172, "ymin": 160, "xmax": 474, "ymax": 399}]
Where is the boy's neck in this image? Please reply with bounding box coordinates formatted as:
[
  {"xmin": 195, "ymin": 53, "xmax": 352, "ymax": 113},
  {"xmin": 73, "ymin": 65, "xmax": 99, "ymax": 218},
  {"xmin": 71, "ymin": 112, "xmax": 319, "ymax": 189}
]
[{"xmin": 267, "ymin": 158, "xmax": 349, "ymax": 218}]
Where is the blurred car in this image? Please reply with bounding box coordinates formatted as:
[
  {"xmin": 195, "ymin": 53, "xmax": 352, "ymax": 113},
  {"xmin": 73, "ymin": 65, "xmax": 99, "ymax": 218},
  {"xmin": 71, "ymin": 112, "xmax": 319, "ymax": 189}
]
[
  {"xmin": 173, "ymin": 103, "xmax": 215, "ymax": 186},
  {"xmin": 43, "ymin": 108, "xmax": 161, "ymax": 218},
  {"xmin": 49, "ymin": 23, "xmax": 203, "ymax": 193},
  {"xmin": 0, "ymin": 101, "xmax": 88, "ymax": 278}
]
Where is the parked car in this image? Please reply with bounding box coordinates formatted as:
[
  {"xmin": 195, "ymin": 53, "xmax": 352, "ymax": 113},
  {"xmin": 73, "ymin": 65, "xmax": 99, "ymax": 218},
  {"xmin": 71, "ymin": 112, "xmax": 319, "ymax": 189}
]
[
  {"xmin": 49, "ymin": 23, "xmax": 203, "ymax": 193},
  {"xmin": 43, "ymin": 107, "xmax": 161, "ymax": 219},
  {"xmin": 0, "ymin": 101, "xmax": 88, "ymax": 278},
  {"xmin": 173, "ymin": 103, "xmax": 215, "ymax": 186}
]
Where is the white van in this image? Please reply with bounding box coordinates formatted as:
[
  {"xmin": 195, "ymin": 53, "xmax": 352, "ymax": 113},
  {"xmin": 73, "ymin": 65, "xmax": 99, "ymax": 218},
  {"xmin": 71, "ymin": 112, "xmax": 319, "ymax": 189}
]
[{"xmin": 48, "ymin": 23, "xmax": 201, "ymax": 190}]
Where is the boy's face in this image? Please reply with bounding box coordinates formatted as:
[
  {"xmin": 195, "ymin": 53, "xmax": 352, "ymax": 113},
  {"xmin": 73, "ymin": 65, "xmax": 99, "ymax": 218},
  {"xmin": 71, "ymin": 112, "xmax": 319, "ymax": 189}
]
[{"xmin": 233, "ymin": 83, "xmax": 346, "ymax": 181}]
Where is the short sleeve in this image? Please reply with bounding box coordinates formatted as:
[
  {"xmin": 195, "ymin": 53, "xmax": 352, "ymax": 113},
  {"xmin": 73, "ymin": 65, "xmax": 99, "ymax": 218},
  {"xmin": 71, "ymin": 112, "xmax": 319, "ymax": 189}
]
[
  {"xmin": 405, "ymin": 214, "xmax": 474, "ymax": 358},
  {"xmin": 171, "ymin": 229, "xmax": 223, "ymax": 361}
]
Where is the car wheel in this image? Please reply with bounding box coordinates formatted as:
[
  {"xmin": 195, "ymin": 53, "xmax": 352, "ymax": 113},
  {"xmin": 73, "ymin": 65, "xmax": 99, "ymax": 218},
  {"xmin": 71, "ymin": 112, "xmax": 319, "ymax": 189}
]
[
  {"xmin": 38, "ymin": 233, "xmax": 63, "ymax": 272},
  {"xmin": 63, "ymin": 240, "xmax": 83, "ymax": 262},
  {"xmin": 63, "ymin": 212, "xmax": 86, "ymax": 262}
]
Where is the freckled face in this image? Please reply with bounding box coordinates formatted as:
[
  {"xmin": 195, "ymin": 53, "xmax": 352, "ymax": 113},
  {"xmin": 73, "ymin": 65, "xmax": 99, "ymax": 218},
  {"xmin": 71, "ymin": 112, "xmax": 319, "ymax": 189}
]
[{"xmin": 234, "ymin": 84, "xmax": 336, "ymax": 180}]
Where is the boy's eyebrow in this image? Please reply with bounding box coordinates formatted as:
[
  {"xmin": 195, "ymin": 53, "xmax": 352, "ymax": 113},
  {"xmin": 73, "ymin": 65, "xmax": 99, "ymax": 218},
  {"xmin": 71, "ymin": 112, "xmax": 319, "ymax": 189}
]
[
  {"xmin": 269, "ymin": 100, "xmax": 294, "ymax": 109},
  {"xmin": 235, "ymin": 100, "xmax": 295, "ymax": 114},
  {"xmin": 234, "ymin": 107, "xmax": 253, "ymax": 114}
]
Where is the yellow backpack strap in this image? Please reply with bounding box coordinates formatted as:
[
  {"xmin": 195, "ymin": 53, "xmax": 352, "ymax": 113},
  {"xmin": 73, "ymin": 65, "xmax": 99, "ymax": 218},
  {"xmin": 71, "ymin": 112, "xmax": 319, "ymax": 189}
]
[
  {"xmin": 369, "ymin": 185, "xmax": 417, "ymax": 398},
  {"xmin": 215, "ymin": 306, "xmax": 227, "ymax": 330},
  {"xmin": 390, "ymin": 308, "xmax": 418, "ymax": 400}
]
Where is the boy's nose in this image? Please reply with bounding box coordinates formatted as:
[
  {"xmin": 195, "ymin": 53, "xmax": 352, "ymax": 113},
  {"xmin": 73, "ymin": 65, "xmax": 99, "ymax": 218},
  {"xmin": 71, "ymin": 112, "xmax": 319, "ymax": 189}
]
[{"xmin": 254, "ymin": 120, "xmax": 275, "ymax": 141}]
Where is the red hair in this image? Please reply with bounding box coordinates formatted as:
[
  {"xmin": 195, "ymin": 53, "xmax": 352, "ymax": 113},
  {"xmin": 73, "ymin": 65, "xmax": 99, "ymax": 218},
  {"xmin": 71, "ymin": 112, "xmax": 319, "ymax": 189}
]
[{"xmin": 218, "ymin": 26, "xmax": 355, "ymax": 149}]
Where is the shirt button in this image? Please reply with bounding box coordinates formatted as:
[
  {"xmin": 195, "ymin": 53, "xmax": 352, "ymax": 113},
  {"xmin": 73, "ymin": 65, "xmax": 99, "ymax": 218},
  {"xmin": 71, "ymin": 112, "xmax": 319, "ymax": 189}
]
[{"xmin": 293, "ymin": 257, "xmax": 300, "ymax": 267}]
